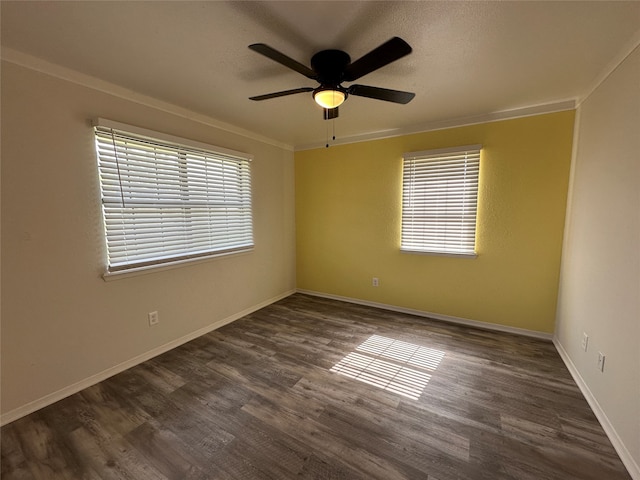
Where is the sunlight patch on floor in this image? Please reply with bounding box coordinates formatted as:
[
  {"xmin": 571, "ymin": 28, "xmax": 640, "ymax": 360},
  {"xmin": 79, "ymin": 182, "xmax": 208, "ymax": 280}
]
[{"xmin": 330, "ymin": 334, "xmax": 445, "ymax": 400}]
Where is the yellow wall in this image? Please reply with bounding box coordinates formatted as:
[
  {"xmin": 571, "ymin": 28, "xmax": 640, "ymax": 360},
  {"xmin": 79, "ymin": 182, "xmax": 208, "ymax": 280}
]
[{"xmin": 295, "ymin": 111, "xmax": 575, "ymax": 333}]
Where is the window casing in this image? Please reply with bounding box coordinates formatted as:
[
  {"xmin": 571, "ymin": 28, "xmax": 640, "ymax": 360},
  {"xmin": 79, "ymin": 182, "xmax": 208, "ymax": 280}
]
[
  {"xmin": 94, "ymin": 119, "xmax": 253, "ymax": 274},
  {"xmin": 401, "ymin": 145, "xmax": 481, "ymax": 256}
]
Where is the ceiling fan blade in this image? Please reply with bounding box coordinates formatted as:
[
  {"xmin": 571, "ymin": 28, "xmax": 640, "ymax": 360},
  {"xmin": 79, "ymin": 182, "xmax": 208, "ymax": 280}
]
[
  {"xmin": 348, "ymin": 84, "xmax": 415, "ymax": 104},
  {"xmin": 249, "ymin": 87, "xmax": 314, "ymax": 101},
  {"xmin": 343, "ymin": 37, "xmax": 412, "ymax": 82},
  {"xmin": 249, "ymin": 44, "xmax": 317, "ymax": 80}
]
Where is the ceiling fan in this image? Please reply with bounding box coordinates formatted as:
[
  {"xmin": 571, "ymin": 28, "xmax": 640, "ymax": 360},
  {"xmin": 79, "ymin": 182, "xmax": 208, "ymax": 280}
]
[{"xmin": 248, "ymin": 37, "xmax": 415, "ymax": 119}]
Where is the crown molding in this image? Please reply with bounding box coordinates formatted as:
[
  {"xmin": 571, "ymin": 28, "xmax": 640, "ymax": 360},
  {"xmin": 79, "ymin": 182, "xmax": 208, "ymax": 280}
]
[
  {"xmin": 1, "ymin": 47, "xmax": 294, "ymax": 152},
  {"xmin": 11, "ymin": 34, "xmax": 637, "ymax": 153},
  {"xmin": 294, "ymin": 100, "xmax": 576, "ymax": 151},
  {"xmin": 295, "ymin": 30, "xmax": 640, "ymax": 152},
  {"xmin": 577, "ymin": 30, "xmax": 640, "ymax": 108}
]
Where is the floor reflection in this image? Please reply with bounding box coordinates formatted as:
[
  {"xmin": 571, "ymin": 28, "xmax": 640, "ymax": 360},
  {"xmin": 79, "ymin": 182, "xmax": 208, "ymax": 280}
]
[{"xmin": 330, "ymin": 335, "xmax": 445, "ymax": 400}]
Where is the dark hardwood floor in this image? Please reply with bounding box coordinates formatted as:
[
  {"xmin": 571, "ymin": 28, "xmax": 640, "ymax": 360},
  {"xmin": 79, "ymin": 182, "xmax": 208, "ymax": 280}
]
[{"xmin": 1, "ymin": 293, "xmax": 631, "ymax": 479}]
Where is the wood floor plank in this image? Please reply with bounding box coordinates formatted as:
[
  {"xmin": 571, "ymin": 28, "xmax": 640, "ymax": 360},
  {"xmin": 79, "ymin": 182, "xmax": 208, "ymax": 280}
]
[
  {"xmin": 1, "ymin": 293, "xmax": 632, "ymax": 479},
  {"xmin": 68, "ymin": 425, "xmax": 165, "ymax": 480},
  {"xmin": 1, "ymin": 427, "xmax": 36, "ymax": 480},
  {"xmin": 241, "ymin": 394, "xmax": 425, "ymax": 480},
  {"xmin": 297, "ymin": 453, "xmax": 370, "ymax": 480},
  {"xmin": 12, "ymin": 415, "xmax": 88, "ymax": 480},
  {"xmin": 124, "ymin": 421, "xmax": 209, "ymax": 480}
]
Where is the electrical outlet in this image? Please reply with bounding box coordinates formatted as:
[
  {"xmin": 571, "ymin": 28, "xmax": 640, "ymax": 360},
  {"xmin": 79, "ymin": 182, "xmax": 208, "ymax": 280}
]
[
  {"xmin": 581, "ymin": 332, "xmax": 589, "ymax": 352},
  {"xmin": 372, "ymin": 277, "xmax": 379, "ymax": 287},
  {"xmin": 148, "ymin": 311, "xmax": 159, "ymax": 326},
  {"xmin": 597, "ymin": 352, "xmax": 605, "ymax": 372}
]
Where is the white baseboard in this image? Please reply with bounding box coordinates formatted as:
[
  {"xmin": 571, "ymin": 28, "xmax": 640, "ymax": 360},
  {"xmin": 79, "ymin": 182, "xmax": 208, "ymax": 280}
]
[
  {"xmin": 296, "ymin": 289, "xmax": 553, "ymax": 340},
  {"xmin": 0, "ymin": 289, "xmax": 296, "ymax": 427},
  {"xmin": 553, "ymin": 338, "xmax": 639, "ymax": 480}
]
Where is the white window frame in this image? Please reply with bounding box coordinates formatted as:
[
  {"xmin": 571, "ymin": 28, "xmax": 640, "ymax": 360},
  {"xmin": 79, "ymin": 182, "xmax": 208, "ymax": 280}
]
[
  {"xmin": 94, "ymin": 118, "xmax": 254, "ymax": 277},
  {"xmin": 401, "ymin": 145, "xmax": 481, "ymax": 257}
]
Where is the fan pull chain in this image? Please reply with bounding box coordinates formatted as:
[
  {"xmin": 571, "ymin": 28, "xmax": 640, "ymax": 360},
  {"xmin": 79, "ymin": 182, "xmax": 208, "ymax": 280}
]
[
  {"xmin": 326, "ymin": 121, "xmax": 329, "ymax": 148},
  {"xmin": 325, "ymin": 119, "xmax": 337, "ymax": 148}
]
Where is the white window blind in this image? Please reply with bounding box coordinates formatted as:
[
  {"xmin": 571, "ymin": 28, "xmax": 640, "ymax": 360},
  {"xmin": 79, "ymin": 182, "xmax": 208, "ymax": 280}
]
[
  {"xmin": 401, "ymin": 145, "xmax": 481, "ymax": 256},
  {"xmin": 94, "ymin": 119, "xmax": 253, "ymax": 273}
]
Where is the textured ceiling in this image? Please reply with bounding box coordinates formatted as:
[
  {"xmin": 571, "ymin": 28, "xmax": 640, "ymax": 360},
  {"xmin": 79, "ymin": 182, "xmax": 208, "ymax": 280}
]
[{"xmin": 2, "ymin": 1, "xmax": 639, "ymax": 149}]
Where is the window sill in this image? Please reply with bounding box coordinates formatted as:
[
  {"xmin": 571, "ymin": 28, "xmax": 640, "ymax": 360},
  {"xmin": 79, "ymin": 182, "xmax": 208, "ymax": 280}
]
[
  {"xmin": 400, "ymin": 248, "xmax": 477, "ymax": 259},
  {"xmin": 102, "ymin": 248, "xmax": 254, "ymax": 281}
]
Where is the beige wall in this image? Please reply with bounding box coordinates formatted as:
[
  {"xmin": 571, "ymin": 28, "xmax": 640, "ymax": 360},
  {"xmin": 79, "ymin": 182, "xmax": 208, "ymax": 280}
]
[
  {"xmin": 1, "ymin": 61, "xmax": 296, "ymax": 419},
  {"xmin": 555, "ymin": 45, "xmax": 640, "ymax": 475}
]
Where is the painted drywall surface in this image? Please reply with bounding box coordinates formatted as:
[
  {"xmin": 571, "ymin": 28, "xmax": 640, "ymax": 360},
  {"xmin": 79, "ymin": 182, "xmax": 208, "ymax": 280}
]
[
  {"xmin": 0, "ymin": 62, "xmax": 296, "ymax": 415},
  {"xmin": 555, "ymin": 46, "xmax": 639, "ymax": 471},
  {"xmin": 296, "ymin": 112, "xmax": 574, "ymax": 333}
]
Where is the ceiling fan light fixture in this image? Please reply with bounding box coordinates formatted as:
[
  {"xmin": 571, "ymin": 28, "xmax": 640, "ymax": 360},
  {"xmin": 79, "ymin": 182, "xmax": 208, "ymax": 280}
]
[{"xmin": 313, "ymin": 88, "xmax": 346, "ymax": 109}]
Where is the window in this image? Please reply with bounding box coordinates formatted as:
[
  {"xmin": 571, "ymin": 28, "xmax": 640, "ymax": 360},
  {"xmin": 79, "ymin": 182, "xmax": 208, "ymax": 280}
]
[
  {"xmin": 94, "ymin": 118, "xmax": 253, "ymax": 275},
  {"xmin": 401, "ymin": 145, "xmax": 481, "ymax": 256}
]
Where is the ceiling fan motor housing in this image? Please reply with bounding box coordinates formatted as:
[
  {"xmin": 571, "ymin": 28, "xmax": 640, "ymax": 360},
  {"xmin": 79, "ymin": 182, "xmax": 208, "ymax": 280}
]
[{"xmin": 311, "ymin": 50, "xmax": 351, "ymax": 86}]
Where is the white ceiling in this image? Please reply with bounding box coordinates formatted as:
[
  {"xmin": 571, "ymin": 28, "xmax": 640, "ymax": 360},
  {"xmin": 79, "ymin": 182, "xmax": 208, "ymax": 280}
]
[{"xmin": 2, "ymin": 1, "xmax": 639, "ymax": 149}]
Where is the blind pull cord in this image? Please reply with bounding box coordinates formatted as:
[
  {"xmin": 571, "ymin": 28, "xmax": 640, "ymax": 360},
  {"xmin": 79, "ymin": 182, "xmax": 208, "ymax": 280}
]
[{"xmin": 110, "ymin": 129, "xmax": 127, "ymax": 208}]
